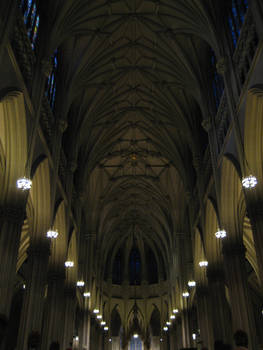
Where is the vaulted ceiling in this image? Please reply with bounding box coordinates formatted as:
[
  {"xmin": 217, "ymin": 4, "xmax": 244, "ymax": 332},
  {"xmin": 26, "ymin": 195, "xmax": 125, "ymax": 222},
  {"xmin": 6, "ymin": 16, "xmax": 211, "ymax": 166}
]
[{"xmin": 43, "ymin": 0, "xmax": 231, "ymax": 280}]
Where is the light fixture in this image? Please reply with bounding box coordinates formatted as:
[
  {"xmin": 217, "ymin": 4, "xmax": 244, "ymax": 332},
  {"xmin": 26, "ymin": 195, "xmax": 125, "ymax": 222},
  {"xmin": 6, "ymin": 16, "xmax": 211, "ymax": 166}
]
[
  {"xmin": 192, "ymin": 333, "xmax": 197, "ymax": 340},
  {"xmin": 65, "ymin": 261, "xmax": 74, "ymax": 267},
  {"xmin": 93, "ymin": 309, "xmax": 99, "ymax": 314},
  {"xmin": 23, "ymin": 284, "xmax": 26, "ymax": 289},
  {"xmin": 17, "ymin": 177, "xmax": 32, "ymax": 190},
  {"xmin": 133, "ymin": 334, "xmax": 139, "ymax": 338},
  {"xmin": 166, "ymin": 321, "xmax": 171, "ymax": 326},
  {"xmin": 75, "ymin": 336, "xmax": 79, "ymax": 341},
  {"xmin": 173, "ymin": 309, "xmax": 179, "ymax": 313},
  {"xmin": 170, "ymin": 315, "xmax": 175, "ymax": 319},
  {"xmin": 188, "ymin": 280, "xmax": 196, "ymax": 287},
  {"xmin": 160, "ymin": 338, "xmax": 163, "ymax": 342},
  {"xmin": 97, "ymin": 315, "xmax": 102, "ymax": 319},
  {"xmin": 215, "ymin": 229, "xmax": 227, "ymax": 239},
  {"xmin": 242, "ymin": 175, "xmax": 257, "ymax": 189},
  {"xmin": 46, "ymin": 229, "xmax": 58, "ymax": 239},
  {"xmin": 163, "ymin": 327, "xmax": 168, "ymax": 331},
  {"xmin": 104, "ymin": 326, "xmax": 109, "ymax": 331},
  {"xmin": 83, "ymin": 292, "xmax": 90, "ymax": 298},
  {"xmin": 109, "ymin": 338, "xmax": 112, "ymax": 342},
  {"xmin": 182, "ymin": 292, "xmax": 190, "ymax": 298},
  {"xmin": 101, "ymin": 321, "xmax": 106, "ymax": 326},
  {"xmin": 199, "ymin": 260, "xmax": 208, "ymax": 267},
  {"xmin": 77, "ymin": 280, "xmax": 85, "ymax": 287}
]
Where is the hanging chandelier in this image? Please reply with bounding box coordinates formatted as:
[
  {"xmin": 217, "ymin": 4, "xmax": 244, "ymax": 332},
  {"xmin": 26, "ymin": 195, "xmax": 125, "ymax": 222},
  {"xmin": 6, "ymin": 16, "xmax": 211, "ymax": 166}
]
[
  {"xmin": 65, "ymin": 261, "xmax": 74, "ymax": 267},
  {"xmin": 199, "ymin": 260, "xmax": 208, "ymax": 267},
  {"xmin": 76, "ymin": 280, "xmax": 85, "ymax": 287},
  {"xmin": 46, "ymin": 229, "xmax": 58, "ymax": 239},
  {"xmin": 182, "ymin": 292, "xmax": 189, "ymax": 298},
  {"xmin": 215, "ymin": 229, "xmax": 227, "ymax": 239},
  {"xmin": 188, "ymin": 280, "xmax": 196, "ymax": 287},
  {"xmin": 16, "ymin": 177, "xmax": 32, "ymax": 190},
  {"xmin": 242, "ymin": 175, "xmax": 257, "ymax": 189}
]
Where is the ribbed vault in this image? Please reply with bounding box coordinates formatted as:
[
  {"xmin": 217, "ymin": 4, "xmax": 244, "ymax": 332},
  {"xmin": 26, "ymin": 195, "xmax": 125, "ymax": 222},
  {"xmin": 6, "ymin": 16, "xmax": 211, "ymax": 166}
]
[{"xmin": 52, "ymin": 0, "xmax": 231, "ymax": 331}]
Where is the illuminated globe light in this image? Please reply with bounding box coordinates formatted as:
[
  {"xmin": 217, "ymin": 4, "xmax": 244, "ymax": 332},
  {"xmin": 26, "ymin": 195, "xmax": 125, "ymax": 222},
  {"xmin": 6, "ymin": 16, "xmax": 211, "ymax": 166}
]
[
  {"xmin": 101, "ymin": 321, "xmax": 106, "ymax": 326},
  {"xmin": 170, "ymin": 315, "xmax": 175, "ymax": 320},
  {"xmin": 23, "ymin": 284, "xmax": 26, "ymax": 289},
  {"xmin": 163, "ymin": 327, "xmax": 168, "ymax": 332},
  {"xmin": 47, "ymin": 229, "xmax": 58, "ymax": 239},
  {"xmin": 182, "ymin": 292, "xmax": 190, "ymax": 298},
  {"xmin": 242, "ymin": 175, "xmax": 257, "ymax": 189},
  {"xmin": 65, "ymin": 261, "xmax": 74, "ymax": 267},
  {"xmin": 173, "ymin": 309, "xmax": 179, "ymax": 314},
  {"xmin": 17, "ymin": 177, "xmax": 32, "ymax": 191},
  {"xmin": 133, "ymin": 334, "xmax": 139, "ymax": 339},
  {"xmin": 199, "ymin": 260, "xmax": 208, "ymax": 267},
  {"xmin": 109, "ymin": 339, "xmax": 112, "ymax": 343},
  {"xmin": 83, "ymin": 292, "xmax": 90, "ymax": 298},
  {"xmin": 76, "ymin": 280, "xmax": 85, "ymax": 287},
  {"xmin": 93, "ymin": 309, "xmax": 99, "ymax": 314},
  {"xmin": 166, "ymin": 321, "xmax": 171, "ymax": 326},
  {"xmin": 192, "ymin": 333, "xmax": 197, "ymax": 340},
  {"xmin": 215, "ymin": 229, "xmax": 227, "ymax": 239},
  {"xmin": 188, "ymin": 280, "xmax": 196, "ymax": 287},
  {"xmin": 160, "ymin": 338, "xmax": 163, "ymax": 342},
  {"xmin": 75, "ymin": 336, "xmax": 79, "ymax": 341},
  {"xmin": 104, "ymin": 326, "xmax": 109, "ymax": 331},
  {"xmin": 97, "ymin": 315, "xmax": 102, "ymax": 319}
]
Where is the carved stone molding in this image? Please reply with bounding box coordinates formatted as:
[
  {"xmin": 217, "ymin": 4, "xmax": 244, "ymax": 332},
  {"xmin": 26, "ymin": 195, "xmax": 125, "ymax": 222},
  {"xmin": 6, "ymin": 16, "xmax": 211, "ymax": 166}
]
[
  {"xmin": 216, "ymin": 56, "xmax": 228, "ymax": 75},
  {"xmin": 201, "ymin": 118, "xmax": 212, "ymax": 133}
]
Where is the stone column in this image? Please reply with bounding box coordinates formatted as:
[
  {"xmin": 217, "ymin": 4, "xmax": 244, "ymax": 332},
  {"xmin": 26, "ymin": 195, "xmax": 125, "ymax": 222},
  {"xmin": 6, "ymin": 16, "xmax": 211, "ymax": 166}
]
[
  {"xmin": 207, "ymin": 268, "xmax": 232, "ymax": 343},
  {"xmin": 181, "ymin": 309, "xmax": 191, "ymax": 348},
  {"xmin": 195, "ymin": 286, "xmax": 214, "ymax": 350},
  {"xmin": 246, "ymin": 201, "xmax": 263, "ymax": 288},
  {"xmin": 41, "ymin": 270, "xmax": 65, "ymax": 350},
  {"xmin": 0, "ymin": 206, "xmax": 25, "ymax": 322},
  {"xmin": 0, "ymin": 0, "xmax": 16, "ymax": 60},
  {"xmin": 81, "ymin": 309, "xmax": 91, "ymax": 350},
  {"xmin": 223, "ymin": 243, "xmax": 258, "ymax": 349},
  {"xmin": 17, "ymin": 244, "xmax": 50, "ymax": 350},
  {"xmin": 62, "ymin": 286, "xmax": 77, "ymax": 349}
]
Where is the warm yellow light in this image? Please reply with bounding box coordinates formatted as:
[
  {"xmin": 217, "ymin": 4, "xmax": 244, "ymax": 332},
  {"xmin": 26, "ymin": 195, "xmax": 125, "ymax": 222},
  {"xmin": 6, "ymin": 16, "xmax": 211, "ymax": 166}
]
[
  {"xmin": 215, "ymin": 229, "xmax": 227, "ymax": 239},
  {"xmin": 47, "ymin": 229, "xmax": 59, "ymax": 238},
  {"xmin": 170, "ymin": 315, "xmax": 175, "ymax": 319},
  {"xmin": 182, "ymin": 292, "xmax": 189, "ymax": 297},
  {"xmin": 188, "ymin": 280, "xmax": 196, "ymax": 287},
  {"xmin": 93, "ymin": 309, "xmax": 99, "ymax": 314},
  {"xmin": 133, "ymin": 334, "xmax": 139, "ymax": 338},
  {"xmin": 77, "ymin": 280, "xmax": 85, "ymax": 287},
  {"xmin": 173, "ymin": 309, "xmax": 179, "ymax": 313},
  {"xmin": 83, "ymin": 292, "xmax": 90, "ymax": 297}
]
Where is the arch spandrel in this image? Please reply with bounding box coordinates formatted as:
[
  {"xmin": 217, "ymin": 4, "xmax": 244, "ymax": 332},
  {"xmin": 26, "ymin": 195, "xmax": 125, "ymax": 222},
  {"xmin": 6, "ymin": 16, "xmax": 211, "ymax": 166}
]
[
  {"xmin": 220, "ymin": 156, "xmax": 245, "ymax": 242},
  {"xmin": 0, "ymin": 91, "xmax": 28, "ymax": 204}
]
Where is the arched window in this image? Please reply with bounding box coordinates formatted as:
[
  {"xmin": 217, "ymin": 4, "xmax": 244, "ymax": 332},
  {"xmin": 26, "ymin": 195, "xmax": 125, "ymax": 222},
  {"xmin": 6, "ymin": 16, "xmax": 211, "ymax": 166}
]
[
  {"xmin": 19, "ymin": 0, "xmax": 40, "ymax": 50},
  {"xmin": 46, "ymin": 50, "xmax": 58, "ymax": 109},
  {"xmin": 228, "ymin": 0, "xmax": 249, "ymax": 48},
  {"xmin": 129, "ymin": 247, "xmax": 141, "ymax": 285},
  {"xmin": 129, "ymin": 336, "xmax": 143, "ymax": 350}
]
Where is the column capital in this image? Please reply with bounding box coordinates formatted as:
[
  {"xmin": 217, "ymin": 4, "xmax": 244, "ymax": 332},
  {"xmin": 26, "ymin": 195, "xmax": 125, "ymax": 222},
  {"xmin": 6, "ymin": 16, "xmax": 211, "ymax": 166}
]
[
  {"xmin": 201, "ymin": 118, "xmax": 212, "ymax": 132},
  {"xmin": 41, "ymin": 57, "xmax": 52, "ymax": 77},
  {"xmin": 216, "ymin": 56, "xmax": 229, "ymax": 75},
  {"xmin": 0, "ymin": 206, "xmax": 25, "ymax": 224}
]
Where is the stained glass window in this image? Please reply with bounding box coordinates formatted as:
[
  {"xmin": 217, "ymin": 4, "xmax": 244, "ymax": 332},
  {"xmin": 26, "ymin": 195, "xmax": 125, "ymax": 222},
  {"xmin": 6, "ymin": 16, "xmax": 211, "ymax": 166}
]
[
  {"xmin": 228, "ymin": 0, "xmax": 249, "ymax": 48},
  {"xmin": 19, "ymin": 0, "xmax": 40, "ymax": 50},
  {"xmin": 129, "ymin": 248, "xmax": 141, "ymax": 285},
  {"xmin": 46, "ymin": 50, "xmax": 58, "ymax": 110},
  {"xmin": 129, "ymin": 337, "xmax": 143, "ymax": 350}
]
